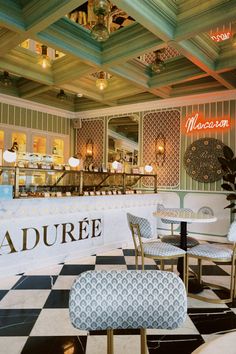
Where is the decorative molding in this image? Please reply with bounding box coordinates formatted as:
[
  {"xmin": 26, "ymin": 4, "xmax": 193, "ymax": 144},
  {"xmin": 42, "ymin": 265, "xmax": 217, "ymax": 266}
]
[
  {"xmin": 0, "ymin": 90, "xmax": 236, "ymax": 120},
  {"xmin": 75, "ymin": 90, "xmax": 236, "ymax": 119},
  {"xmin": 0, "ymin": 93, "xmax": 75, "ymax": 119}
]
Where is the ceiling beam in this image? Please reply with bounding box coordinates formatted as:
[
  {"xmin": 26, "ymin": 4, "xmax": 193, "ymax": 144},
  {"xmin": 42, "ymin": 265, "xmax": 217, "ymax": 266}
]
[
  {"xmin": 35, "ymin": 18, "xmax": 102, "ymax": 66},
  {"xmin": 0, "ymin": 0, "xmax": 25, "ymax": 32},
  {"xmin": 112, "ymin": 0, "xmax": 176, "ymax": 41},
  {"xmin": 53, "ymin": 56, "xmax": 94, "ymax": 85},
  {"xmin": 102, "ymin": 23, "xmax": 165, "ymax": 66},
  {"xmin": 19, "ymin": 81, "xmax": 52, "ymax": 99},
  {"xmin": 148, "ymin": 57, "xmax": 207, "ymax": 88},
  {"xmin": 175, "ymin": 0, "xmax": 236, "ymax": 41},
  {"xmin": 0, "ymin": 47, "xmax": 54, "ymax": 85},
  {"xmin": 171, "ymin": 38, "xmax": 235, "ymax": 89},
  {"xmin": 23, "ymin": 0, "xmax": 86, "ymax": 33}
]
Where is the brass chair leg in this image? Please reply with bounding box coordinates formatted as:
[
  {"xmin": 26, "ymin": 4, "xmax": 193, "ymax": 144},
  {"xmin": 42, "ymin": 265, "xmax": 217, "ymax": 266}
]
[
  {"xmin": 160, "ymin": 259, "xmax": 164, "ymax": 270},
  {"xmin": 135, "ymin": 251, "xmax": 138, "ymax": 270},
  {"xmin": 198, "ymin": 258, "xmax": 202, "ymax": 283},
  {"xmin": 107, "ymin": 329, "xmax": 114, "ymax": 354},
  {"xmin": 140, "ymin": 328, "xmax": 147, "ymax": 354}
]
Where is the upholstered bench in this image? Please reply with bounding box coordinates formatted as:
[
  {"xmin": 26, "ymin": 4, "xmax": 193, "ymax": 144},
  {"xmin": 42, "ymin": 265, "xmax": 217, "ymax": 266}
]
[{"xmin": 69, "ymin": 270, "xmax": 187, "ymax": 354}]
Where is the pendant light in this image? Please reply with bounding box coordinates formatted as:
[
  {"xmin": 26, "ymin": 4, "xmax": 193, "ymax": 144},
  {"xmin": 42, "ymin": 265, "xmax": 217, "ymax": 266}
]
[
  {"xmin": 0, "ymin": 71, "xmax": 13, "ymax": 87},
  {"xmin": 91, "ymin": 0, "xmax": 110, "ymax": 42},
  {"xmin": 56, "ymin": 89, "xmax": 67, "ymax": 101},
  {"xmin": 96, "ymin": 71, "xmax": 108, "ymax": 90},
  {"xmin": 38, "ymin": 45, "xmax": 51, "ymax": 69},
  {"xmin": 150, "ymin": 50, "xmax": 166, "ymax": 73}
]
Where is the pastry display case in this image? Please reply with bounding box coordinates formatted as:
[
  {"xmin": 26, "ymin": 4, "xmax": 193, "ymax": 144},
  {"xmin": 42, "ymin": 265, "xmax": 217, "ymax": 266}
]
[{"xmin": 0, "ymin": 166, "xmax": 157, "ymax": 198}]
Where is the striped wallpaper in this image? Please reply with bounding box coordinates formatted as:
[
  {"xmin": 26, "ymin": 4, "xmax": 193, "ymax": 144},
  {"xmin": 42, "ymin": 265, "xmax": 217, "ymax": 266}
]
[{"xmin": 0, "ymin": 102, "xmax": 71, "ymax": 135}]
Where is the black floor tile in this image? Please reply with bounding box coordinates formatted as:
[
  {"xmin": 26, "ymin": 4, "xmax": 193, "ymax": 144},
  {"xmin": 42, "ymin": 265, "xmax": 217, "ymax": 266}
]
[
  {"xmin": 21, "ymin": 336, "xmax": 87, "ymax": 354},
  {"xmin": 44, "ymin": 290, "xmax": 70, "ymax": 308},
  {"xmin": 0, "ymin": 309, "xmax": 41, "ymax": 336},
  {"xmin": 189, "ymin": 308, "xmax": 236, "ymax": 334},
  {"xmin": 213, "ymin": 289, "xmax": 236, "ymax": 307},
  {"xmin": 96, "ymin": 256, "xmax": 126, "ymax": 265},
  {"xmin": 127, "ymin": 265, "xmax": 158, "ymax": 270},
  {"xmin": 123, "ymin": 249, "xmax": 136, "ymax": 256},
  {"xmin": 147, "ymin": 334, "xmax": 204, "ymax": 354},
  {"xmin": 0, "ymin": 290, "xmax": 8, "ymax": 301},
  {"xmin": 59, "ymin": 264, "xmax": 95, "ymax": 276},
  {"xmin": 12, "ymin": 276, "xmax": 57, "ymax": 290},
  {"xmin": 190, "ymin": 265, "xmax": 229, "ymax": 276}
]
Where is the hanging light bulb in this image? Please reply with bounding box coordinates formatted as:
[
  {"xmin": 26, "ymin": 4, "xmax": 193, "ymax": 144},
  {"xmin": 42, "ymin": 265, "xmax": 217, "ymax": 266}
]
[
  {"xmin": 56, "ymin": 89, "xmax": 67, "ymax": 101},
  {"xmin": 38, "ymin": 45, "xmax": 51, "ymax": 69},
  {"xmin": 0, "ymin": 71, "xmax": 13, "ymax": 87},
  {"xmin": 91, "ymin": 0, "xmax": 110, "ymax": 42},
  {"xmin": 96, "ymin": 71, "xmax": 108, "ymax": 90}
]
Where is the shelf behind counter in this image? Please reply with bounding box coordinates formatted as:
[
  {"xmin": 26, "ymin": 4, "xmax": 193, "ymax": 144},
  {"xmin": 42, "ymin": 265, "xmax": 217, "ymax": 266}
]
[{"xmin": 0, "ymin": 166, "xmax": 157, "ymax": 198}]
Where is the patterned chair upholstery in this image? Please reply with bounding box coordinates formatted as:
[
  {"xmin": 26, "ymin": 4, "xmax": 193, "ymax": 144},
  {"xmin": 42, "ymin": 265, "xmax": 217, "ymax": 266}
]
[
  {"xmin": 69, "ymin": 270, "xmax": 187, "ymax": 354},
  {"xmin": 186, "ymin": 220, "xmax": 236, "ymax": 303},
  {"xmin": 157, "ymin": 204, "xmax": 199, "ymax": 248},
  {"xmin": 126, "ymin": 213, "xmax": 186, "ymax": 281}
]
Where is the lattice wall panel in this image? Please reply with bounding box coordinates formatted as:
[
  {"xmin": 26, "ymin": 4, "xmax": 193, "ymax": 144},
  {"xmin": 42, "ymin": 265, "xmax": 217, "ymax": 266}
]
[
  {"xmin": 143, "ymin": 110, "xmax": 180, "ymax": 187},
  {"xmin": 77, "ymin": 119, "xmax": 104, "ymax": 166}
]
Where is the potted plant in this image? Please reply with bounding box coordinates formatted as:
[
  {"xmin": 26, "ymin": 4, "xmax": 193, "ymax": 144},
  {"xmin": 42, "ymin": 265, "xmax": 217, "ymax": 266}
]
[{"xmin": 218, "ymin": 146, "xmax": 236, "ymax": 212}]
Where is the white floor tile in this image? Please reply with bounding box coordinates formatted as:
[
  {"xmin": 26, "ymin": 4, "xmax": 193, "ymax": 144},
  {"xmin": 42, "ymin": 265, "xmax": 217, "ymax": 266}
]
[
  {"xmin": 52, "ymin": 276, "xmax": 77, "ymax": 290},
  {"xmin": 0, "ymin": 290, "xmax": 50, "ymax": 309},
  {"xmin": 124, "ymin": 256, "xmax": 156, "ymax": 265},
  {"xmin": 147, "ymin": 315, "xmax": 199, "ymax": 335},
  {"xmin": 187, "ymin": 290, "xmax": 227, "ymax": 308},
  {"xmin": 24, "ymin": 264, "xmax": 63, "ymax": 276},
  {"xmin": 86, "ymin": 335, "xmax": 140, "ymax": 354},
  {"xmin": 95, "ymin": 264, "xmax": 127, "ymax": 271},
  {"xmin": 0, "ymin": 337, "xmax": 27, "ymax": 354},
  {"xmin": 30, "ymin": 309, "xmax": 87, "ymax": 336},
  {"xmin": 65, "ymin": 256, "xmax": 96, "ymax": 265},
  {"xmin": 0, "ymin": 276, "xmax": 22, "ymax": 290},
  {"xmin": 97, "ymin": 249, "xmax": 124, "ymax": 256}
]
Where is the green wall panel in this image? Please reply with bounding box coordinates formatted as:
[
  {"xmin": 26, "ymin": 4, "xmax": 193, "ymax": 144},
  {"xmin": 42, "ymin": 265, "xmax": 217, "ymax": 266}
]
[{"xmin": 0, "ymin": 102, "xmax": 70, "ymax": 135}]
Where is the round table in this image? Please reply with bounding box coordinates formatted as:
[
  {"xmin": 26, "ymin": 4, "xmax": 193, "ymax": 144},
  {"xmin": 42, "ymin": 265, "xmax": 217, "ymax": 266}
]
[{"xmin": 153, "ymin": 210, "xmax": 217, "ymax": 292}]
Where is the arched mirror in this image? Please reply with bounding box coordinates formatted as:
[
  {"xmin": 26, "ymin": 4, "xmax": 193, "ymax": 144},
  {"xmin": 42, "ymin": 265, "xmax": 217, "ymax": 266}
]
[{"xmin": 107, "ymin": 115, "xmax": 139, "ymax": 171}]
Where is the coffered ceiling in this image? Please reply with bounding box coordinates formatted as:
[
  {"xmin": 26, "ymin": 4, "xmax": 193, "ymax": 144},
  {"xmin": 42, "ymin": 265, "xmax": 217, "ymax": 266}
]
[{"xmin": 0, "ymin": 0, "xmax": 236, "ymax": 112}]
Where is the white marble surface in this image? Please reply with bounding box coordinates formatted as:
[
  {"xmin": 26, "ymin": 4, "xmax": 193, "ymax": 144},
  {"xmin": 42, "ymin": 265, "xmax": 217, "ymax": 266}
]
[
  {"xmin": 154, "ymin": 210, "xmax": 217, "ymax": 223},
  {"xmin": 0, "ymin": 194, "xmax": 162, "ymax": 276}
]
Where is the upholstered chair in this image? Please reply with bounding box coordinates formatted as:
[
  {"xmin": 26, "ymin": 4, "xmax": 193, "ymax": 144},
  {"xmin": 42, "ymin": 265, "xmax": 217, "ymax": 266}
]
[
  {"xmin": 69, "ymin": 270, "xmax": 187, "ymax": 354},
  {"xmin": 126, "ymin": 213, "xmax": 186, "ymax": 283},
  {"xmin": 186, "ymin": 220, "xmax": 236, "ymax": 303}
]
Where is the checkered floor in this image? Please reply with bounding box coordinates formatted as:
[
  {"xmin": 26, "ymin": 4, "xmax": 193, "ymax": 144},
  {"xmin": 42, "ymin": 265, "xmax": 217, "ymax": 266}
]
[{"xmin": 0, "ymin": 244, "xmax": 236, "ymax": 354}]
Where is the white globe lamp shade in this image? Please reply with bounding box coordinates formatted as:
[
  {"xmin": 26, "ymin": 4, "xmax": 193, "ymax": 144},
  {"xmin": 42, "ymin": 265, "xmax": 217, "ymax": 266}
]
[
  {"xmin": 3, "ymin": 149, "xmax": 17, "ymax": 163},
  {"xmin": 112, "ymin": 160, "xmax": 119, "ymax": 170},
  {"xmin": 68, "ymin": 156, "xmax": 80, "ymax": 168},
  {"xmin": 144, "ymin": 164, "xmax": 153, "ymax": 173}
]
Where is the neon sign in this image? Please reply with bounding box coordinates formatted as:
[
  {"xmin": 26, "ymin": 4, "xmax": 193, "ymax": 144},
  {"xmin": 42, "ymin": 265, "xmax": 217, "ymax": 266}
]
[
  {"xmin": 184, "ymin": 113, "xmax": 230, "ymax": 134},
  {"xmin": 210, "ymin": 31, "xmax": 231, "ymax": 42}
]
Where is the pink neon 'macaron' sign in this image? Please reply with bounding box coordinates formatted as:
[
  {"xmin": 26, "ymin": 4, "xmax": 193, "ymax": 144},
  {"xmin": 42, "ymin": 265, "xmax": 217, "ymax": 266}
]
[{"xmin": 184, "ymin": 113, "xmax": 230, "ymax": 134}]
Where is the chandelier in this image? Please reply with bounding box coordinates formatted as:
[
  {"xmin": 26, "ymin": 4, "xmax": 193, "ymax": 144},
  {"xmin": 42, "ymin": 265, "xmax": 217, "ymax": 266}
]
[
  {"xmin": 38, "ymin": 45, "xmax": 51, "ymax": 69},
  {"xmin": 56, "ymin": 89, "xmax": 67, "ymax": 101},
  {"xmin": 95, "ymin": 71, "xmax": 109, "ymax": 90}
]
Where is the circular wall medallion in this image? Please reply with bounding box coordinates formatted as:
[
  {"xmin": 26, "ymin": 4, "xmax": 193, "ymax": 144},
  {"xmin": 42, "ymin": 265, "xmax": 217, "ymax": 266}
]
[{"xmin": 183, "ymin": 138, "xmax": 225, "ymax": 183}]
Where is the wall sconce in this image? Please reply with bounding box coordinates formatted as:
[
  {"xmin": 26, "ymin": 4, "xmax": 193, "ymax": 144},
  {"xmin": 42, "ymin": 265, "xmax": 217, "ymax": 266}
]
[
  {"xmin": 38, "ymin": 45, "xmax": 51, "ymax": 69},
  {"xmin": 3, "ymin": 141, "xmax": 18, "ymax": 163},
  {"xmin": 86, "ymin": 139, "xmax": 94, "ymax": 158},
  {"xmin": 155, "ymin": 134, "xmax": 166, "ymax": 166}
]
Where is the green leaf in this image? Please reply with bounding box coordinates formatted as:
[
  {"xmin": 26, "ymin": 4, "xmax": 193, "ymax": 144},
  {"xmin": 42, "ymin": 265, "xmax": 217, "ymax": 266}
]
[
  {"xmin": 223, "ymin": 145, "xmax": 234, "ymax": 159},
  {"xmin": 226, "ymin": 193, "xmax": 236, "ymax": 200},
  {"xmin": 221, "ymin": 183, "xmax": 233, "ymax": 191}
]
